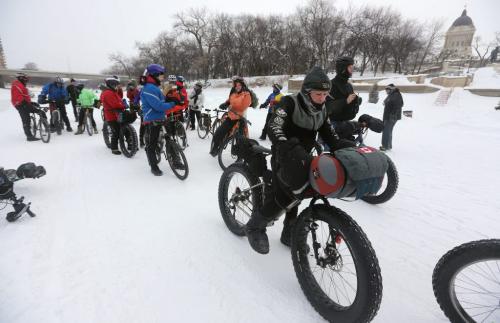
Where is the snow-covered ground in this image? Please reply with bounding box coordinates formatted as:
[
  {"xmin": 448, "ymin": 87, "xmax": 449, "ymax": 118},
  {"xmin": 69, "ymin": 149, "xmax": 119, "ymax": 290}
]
[{"xmin": 1, "ymin": 79, "xmax": 500, "ymax": 322}]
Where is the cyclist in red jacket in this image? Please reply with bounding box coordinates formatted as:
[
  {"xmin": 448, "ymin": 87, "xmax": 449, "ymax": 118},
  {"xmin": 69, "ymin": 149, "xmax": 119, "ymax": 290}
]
[
  {"xmin": 101, "ymin": 77, "xmax": 125, "ymax": 155},
  {"xmin": 10, "ymin": 72, "xmax": 46, "ymax": 141}
]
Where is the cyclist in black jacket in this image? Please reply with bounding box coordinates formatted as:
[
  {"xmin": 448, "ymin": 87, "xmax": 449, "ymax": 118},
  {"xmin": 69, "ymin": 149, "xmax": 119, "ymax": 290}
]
[
  {"xmin": 327, "ymin": 57, "xmax": 362, "ymax": 139},
  {"xmin": 244, "ymin": 66, "xmax": 354, "ymax": 254}
]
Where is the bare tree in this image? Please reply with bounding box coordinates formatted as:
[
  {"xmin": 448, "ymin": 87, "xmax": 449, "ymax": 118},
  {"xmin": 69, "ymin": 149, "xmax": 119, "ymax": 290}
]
[
  {"xmin": 473, "ymin": 36, "xmax": 492, "ymax": 67},
  {"xmin": 22, "ymin": 62, "xmax": 39, "ymax": 70},
  {"xmin": 108, "ymin": 53, "xmax": 133, "ymax": 78}
]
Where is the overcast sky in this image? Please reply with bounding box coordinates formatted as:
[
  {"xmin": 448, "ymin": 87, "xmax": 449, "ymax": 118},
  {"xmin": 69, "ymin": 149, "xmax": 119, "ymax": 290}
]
[{"xmin": 1, "ymin": 0, "xmax": 498, "ymax": 74}]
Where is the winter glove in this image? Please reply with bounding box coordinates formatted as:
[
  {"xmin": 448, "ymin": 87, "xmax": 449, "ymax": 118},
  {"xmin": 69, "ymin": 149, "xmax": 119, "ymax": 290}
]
[
  {"xmin": 259, "ymin": 103, "xmax": 266, "ymax": 109},
  {"xmin": 219, "ymin": 102, "xmax": 229, "ymax": 110},
  {"xmin": 276, "ymin": 138, "xmax": 312, "ymax": 192}
]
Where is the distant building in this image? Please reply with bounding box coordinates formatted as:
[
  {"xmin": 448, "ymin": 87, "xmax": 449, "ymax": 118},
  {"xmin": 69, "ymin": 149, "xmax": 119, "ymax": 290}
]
[{"xmin": 442, "ymin": 9, "xmax": 476, "ymax": 58}]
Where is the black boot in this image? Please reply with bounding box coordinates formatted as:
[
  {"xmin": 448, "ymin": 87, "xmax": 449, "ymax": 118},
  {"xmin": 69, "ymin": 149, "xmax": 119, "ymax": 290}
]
[
  {"xmin": 280, "ymin": 218, "xmax": 295, "ymax": 247},
  {"xmin": 244, "ymin": 211, "xmax": 271, "ymax": 254},
  {"xmin": 259, "ymin": 129, "xmax": 266, "ymax": 140},
  {"xmin": 150, "ymin": 164, "xmax": 163, "ymax": 176},
  {"xmin": 280, "ymin": 208, "xmax": 298, "ymax": 247},
  {"xmin": 27, "ymin": 136, "xmax": 40, "ymax": 142}
]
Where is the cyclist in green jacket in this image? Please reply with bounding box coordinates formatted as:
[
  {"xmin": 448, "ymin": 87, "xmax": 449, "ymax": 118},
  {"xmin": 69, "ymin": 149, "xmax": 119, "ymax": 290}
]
[{"xmin": 75, "ymin": 84, "xmax": 98, "ymax": 135}]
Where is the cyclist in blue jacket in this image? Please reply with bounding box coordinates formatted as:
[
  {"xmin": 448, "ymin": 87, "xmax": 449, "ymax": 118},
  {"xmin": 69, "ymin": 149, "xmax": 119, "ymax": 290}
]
[
  {"xmin": 39, "ymin": 77, "xmax": 72, "ymax": 132},
  {"xmin": 140, "ymin": 64, "xmax": 179, "ymax": 176}
]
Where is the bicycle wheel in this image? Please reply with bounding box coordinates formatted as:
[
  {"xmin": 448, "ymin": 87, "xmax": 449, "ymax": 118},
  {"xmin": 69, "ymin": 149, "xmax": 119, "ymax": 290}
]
[
  {"xmin": 39, "ymin": 118, "xmax": 51, "ymax": 143},
  {"xmin": 212, "ymin": 118, "xmax": 221, "ymax": 134},
  {"xmin": 119, "ymin": 124, "xmax": 138, "ymax": 158},
  {"xmin": 174, "ymin": 121, "xmax": 188, "ymax": 150},
  {"xmin": 197, "ymin": 114, "xmax": 210, "ymax": 139},
  {"xmin": 31, "ymin": 115, "xmax": 38, "ymax": 138},
  {"xmin": 218, "ymin": 135, "xmax": 240, "ymax": 170},
  {"xmin": 433, "ymin": 239, "xmax": 500, "ymax": 323},
  {"xmin": 102, "ymin": 121, "xmax": 112, "ymax": 148},
  {"xmin": 361, "ymin": 156, "xmax": 398, "ymax": 204},
  {"xmin": 85, "ymin": 111, "xmax": 93, "ymax": 136},
  {"xmin": 291, "ymin": 204, "xmax": 382, "ymax": 323},
  {"xmin": 165, "ymin": 138, "xmax": 189, "ymax": 180},
  {"xmin": 218, "ymin": 163, "xmax": 263, "ymax": 236}
]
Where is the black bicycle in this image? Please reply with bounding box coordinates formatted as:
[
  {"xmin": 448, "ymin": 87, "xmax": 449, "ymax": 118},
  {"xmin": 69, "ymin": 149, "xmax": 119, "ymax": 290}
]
[
  {"xmin": 30, "ymin": 106, "xmax": 50, "ymax": 143},
  {"xmin": 0, "ymin": 163, "xmax": 46, "ymax": 222},
  {"xmin": 197, "ymin": 108, "xmax": 226, "ymax": 140},
  {"xmin": 145, "ymin": 122, "xmax": 189, "ymax": 180},
  {"xmin": 218, "ymin": 142, "xmax": 382, "ymax": 323},
  {"xmin": 167, "ymin": 112, "xmax": 188, "ymax": 150},
  {"xmin": 81, "ymin": 107, "xmax": 97, "ymax": 136},
  {"xmin": 48, "ymin": 100, "xmax": 65, "ymax": 135},
  {"xmin": 217, "ymin": 111, "xmax": 251, "ymax": 170},
  {"xmin": 102, "ymin": 111, "xmax": 138, "ymax": 158},
  {"xmin": 433, "ymin": 239, "xmax": 500, "ymax": 323}
]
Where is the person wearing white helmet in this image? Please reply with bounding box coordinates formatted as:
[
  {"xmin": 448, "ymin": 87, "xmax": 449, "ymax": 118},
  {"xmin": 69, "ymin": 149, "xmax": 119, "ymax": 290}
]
[{"xmin": 187, "ymin": 82, "xmax": 204, "ymax": 130}]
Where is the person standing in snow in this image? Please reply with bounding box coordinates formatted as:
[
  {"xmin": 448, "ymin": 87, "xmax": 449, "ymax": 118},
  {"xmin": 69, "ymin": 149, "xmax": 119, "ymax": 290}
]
[
  {"xmin": 39, "ymin": 77, "xmax": 73, "ymax": 132},
  {"xmin": 188, "ymin": 82, "xmax": 204, "ymax": 130},
  {"xmin": 126, "ymin": 80, "xmax": 144, "ymax": 147},
  {"xmin": 74, "ymin": 83, "xmax": 98, "ymax": 135},
  {"xmin": 327, "ymin": 56, "xmax": 362, "ymax": 140},
  {"xmin": 380, "ymin": 84, "xmax": 403, "ymax": 151},
  {"xmin": 244, "ymin": 66, "xmax": 355, "ymax": 254},
  {"xmin": 101, "ymin": 77, "xmax": 126, "ymax": 155},
  {"xmin": 258, "ymin": 83, "xmax": 283, "ymax": 140},
  {"xmin": 210, "ymin": 76, "xmax": 252, "ymax": 156},
  {"xmin": 140, "ymin": 64, "xmax": 178, "ymax": 176},
  {"xmin": 66, "ymin": 78, "xmax": 79, "ymax": 122},
  {"xmin": 10, "ymin": 72, "xmax": 47, "ymax": 141}
]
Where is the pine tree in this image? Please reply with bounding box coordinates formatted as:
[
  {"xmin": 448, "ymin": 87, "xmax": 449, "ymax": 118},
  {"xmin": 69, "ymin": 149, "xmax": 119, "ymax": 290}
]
[{"xmin": 0, "ymin": 36, "xmax": 7, "ymax": 68}]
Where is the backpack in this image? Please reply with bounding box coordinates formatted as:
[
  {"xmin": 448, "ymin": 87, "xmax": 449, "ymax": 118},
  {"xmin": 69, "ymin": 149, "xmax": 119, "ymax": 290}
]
[{"xmin": 249, "ymin": 89, "xmax": 259, "ymax": 108}]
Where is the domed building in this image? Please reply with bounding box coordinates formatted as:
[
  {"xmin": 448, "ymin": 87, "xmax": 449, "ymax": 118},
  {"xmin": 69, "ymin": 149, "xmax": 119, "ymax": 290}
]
[{"xmin": 442, "ymin": 9, "xmax": 476, "ymax": 58}]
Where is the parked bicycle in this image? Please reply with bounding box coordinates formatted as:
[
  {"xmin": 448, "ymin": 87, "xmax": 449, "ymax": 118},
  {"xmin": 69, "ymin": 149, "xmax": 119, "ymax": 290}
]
[
  {"xmin": 167, "ymin": 112, "xmax": 188, "ymax": 150},
  {"xmin": 197, "ymin": 108, "xmax": 226, "ymax": 140},
  {"xmin": 29, "ymin": 105, "xmax": 50, "ymax": 143},
  {"xmin": 144, "ymin": 121, "xmax": 189, "ymax": 180},
  {"xmin": 433, "ymin": 239, "xmax": 500, "ymax": 323},
  {"xmin": 217, "ymin": 110, "xmax": 250, "ymax": 170},
  {"xmin": 102, "ymin": 110, "xmax": 139, "ymax": 158},
  {"xmin": 218, "ymin": 140, "xmax": 382, "ymax": 323},
  {"xmin": 1, "ymin": 162, "xmax": 46, "ymax": 222},
  {"xmin": 81, "ymin": 107, "xmax": 97, "ymax": 136}
]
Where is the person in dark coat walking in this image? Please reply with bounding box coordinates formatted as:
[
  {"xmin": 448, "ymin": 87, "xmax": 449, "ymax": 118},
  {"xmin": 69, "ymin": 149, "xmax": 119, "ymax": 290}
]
[
  {"xmin": 66, "ymin": 78, "xmax": 79, "ymax": 121},
  {"xmin": 381, "ymin": 84, "xmax": 403, "ymax": 151}
]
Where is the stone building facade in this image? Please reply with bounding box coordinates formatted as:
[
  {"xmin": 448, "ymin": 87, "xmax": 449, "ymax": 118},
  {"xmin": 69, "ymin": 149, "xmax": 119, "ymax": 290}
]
[{"xmin": 442, "ymin": 9, "xmax": 476, "ymax": 58}]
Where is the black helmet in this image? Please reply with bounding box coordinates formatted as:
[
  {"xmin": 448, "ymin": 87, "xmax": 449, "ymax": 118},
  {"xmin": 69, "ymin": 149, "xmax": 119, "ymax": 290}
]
[
  {"xmin": 301, "ymin": 66, "xmax": 331, "ymax": 93},
  {"xmin": 16, "ymin": 72, "xmax": 29, "ymax": 84},
  {"xmin": 105, "ymin": 77, "xmax": 120, "ymax": 90},
  {"xmin": 335, "ymin": 56, "xmax": 354, "ymax": 77}
]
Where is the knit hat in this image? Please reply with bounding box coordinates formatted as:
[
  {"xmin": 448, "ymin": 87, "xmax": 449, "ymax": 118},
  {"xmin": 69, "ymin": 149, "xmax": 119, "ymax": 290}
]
[{"xmin": 301, "ymin": 66, "xmax": 331, "ymax": 93}]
